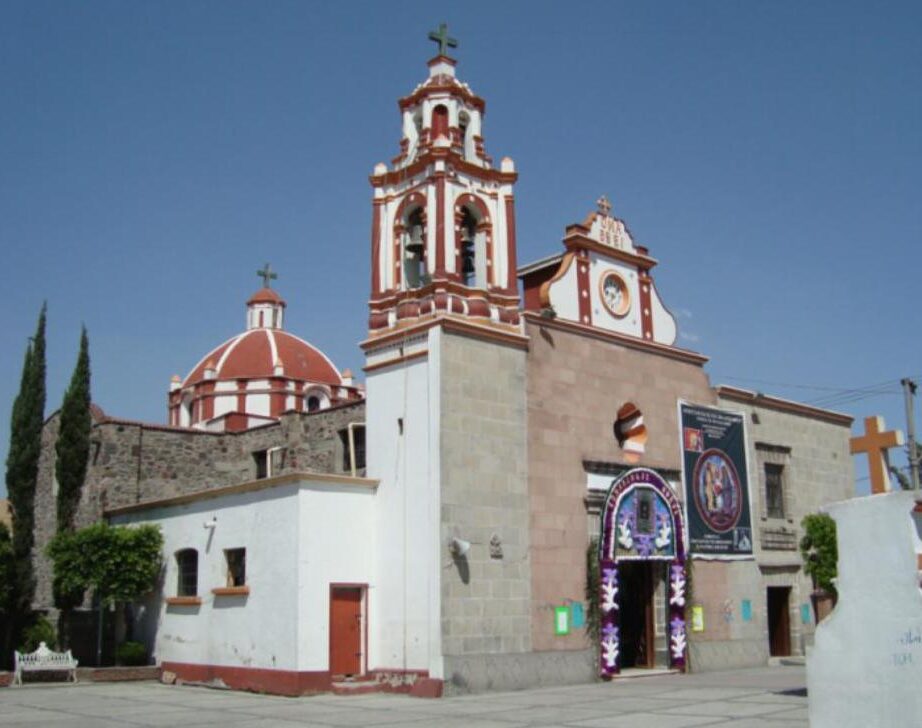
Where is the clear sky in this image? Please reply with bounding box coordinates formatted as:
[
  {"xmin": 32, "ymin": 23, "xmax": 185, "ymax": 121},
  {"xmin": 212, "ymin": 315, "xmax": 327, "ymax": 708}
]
[{"xmin": 1, "ymin": 1, "xmax": 920, "ymax": 498}]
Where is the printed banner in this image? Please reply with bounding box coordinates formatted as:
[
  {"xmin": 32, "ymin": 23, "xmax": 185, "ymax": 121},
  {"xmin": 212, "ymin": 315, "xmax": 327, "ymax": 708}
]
[{"xmin": 679, "ymin": 403, "xmax": 753, "ymax": 558}]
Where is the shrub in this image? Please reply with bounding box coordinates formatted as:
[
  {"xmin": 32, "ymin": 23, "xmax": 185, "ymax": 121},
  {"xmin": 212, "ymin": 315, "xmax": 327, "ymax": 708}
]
[
  {"xmin": 116, "ymin": 641, "xmax": 148, "ymax": 666},
  {"xmin": 19, "ymin": 615, "xmax": 56, "ymax": 652},
  {"xmin": 800, "ymin": 512, "xmax": 838, "ymax": 596}
]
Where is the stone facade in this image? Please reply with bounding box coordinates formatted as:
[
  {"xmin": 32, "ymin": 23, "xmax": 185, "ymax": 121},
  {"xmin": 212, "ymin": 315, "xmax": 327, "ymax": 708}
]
[
  {"xmin": 439, "ymin": 331, "xmax": 531, "ymax": 662},
  {"xmin": 524, "ymin": 315, "xmax": 716, "ymax": 655},
  {"xmin": 717, "ymin": 387, "xmax": 853, "ymax": 659},
  {"xmin": 32, "ymin": 400, "xmax": 365, "ymax": 611},
  {"xmin": 522, "ymin": 315, "xmax": 854, "ymax": 675}
]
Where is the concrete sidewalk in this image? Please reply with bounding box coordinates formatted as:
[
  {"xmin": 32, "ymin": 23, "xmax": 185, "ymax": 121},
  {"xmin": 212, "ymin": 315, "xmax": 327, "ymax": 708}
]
[{"xmin": 0, "ymin": 665, "xmax": 808, "ymax": 727}]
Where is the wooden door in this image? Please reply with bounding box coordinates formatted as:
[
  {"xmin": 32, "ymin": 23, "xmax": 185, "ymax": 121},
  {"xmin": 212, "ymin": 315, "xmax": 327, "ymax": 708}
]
[
  {"xmin": 330, "ymin": 587, "xmax": 362, "ymax": 676},
  {"xmin": 767, "ymin": 586, "xmax": 792, "ymax": 657}
]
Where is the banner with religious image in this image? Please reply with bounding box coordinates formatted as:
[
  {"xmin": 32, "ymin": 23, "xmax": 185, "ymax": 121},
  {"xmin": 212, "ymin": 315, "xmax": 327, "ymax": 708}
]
[{"xmin": 679, "ymin": 402, "xmax": 753, "ymax": 558}]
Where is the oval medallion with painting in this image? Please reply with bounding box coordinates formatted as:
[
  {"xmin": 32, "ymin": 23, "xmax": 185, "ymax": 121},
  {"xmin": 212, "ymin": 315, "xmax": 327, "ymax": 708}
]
[{"xmin": 691, "ymin": 449, "xmax": 743, "ymax": 533}]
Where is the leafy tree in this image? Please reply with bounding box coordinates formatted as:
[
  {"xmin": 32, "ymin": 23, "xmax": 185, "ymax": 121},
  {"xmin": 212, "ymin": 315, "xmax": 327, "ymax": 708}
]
[
  {"xmin": 55, "ymin": 326, "xmax": 92, "ymax": 534},
  {"xmin": 0, "ymin": 523, "xmax": 13, "ymax": 620},
  {"xmin": 800, "ymin": 513, "xmax": 838, "ymax": 596},
  {"xmin": 585, "ymin": 538, "xmax": 600, "ymax": 645},
  {"xmin": 4, "ymin": 304, "xmax": 47, "ymax": 661},
  {"xmin": 47, "ymin": 523, "xmax": 163, "ymax": 608}
]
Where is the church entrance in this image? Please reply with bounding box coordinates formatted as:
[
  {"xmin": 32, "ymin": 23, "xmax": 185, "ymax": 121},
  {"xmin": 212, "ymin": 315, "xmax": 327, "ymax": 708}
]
[
  {"xmin": 618, "ymin": 561, "xmax": 655, "ymax": 668},
  {"xmin": 598, "ymin": 468, "xmax": 688, "ymax": 677},
  {"xmin": 767, "ymin": 586, "xmax": 792, "ymax": 657}
]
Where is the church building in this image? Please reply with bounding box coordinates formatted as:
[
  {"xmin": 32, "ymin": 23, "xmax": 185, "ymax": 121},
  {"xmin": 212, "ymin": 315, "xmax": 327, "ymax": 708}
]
[{"xmin": 31, "ymin": 31, "xmax": 854, "ymax": 696}]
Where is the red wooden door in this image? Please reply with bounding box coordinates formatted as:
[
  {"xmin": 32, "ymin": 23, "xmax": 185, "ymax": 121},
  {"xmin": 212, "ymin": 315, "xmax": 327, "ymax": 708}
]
[{"xmin": 330, "ymin": 587, "xmax": 362, "ymax": 676}]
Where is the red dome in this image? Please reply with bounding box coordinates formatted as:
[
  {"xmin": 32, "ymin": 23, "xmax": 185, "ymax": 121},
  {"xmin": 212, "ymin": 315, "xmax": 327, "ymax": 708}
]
[
  {"xmin": 183, "ymin": 329, "xmax": 343, "ymax": 387},
  {"xmin": 247, "ymin": 287, "xmax": 286, "ymax": 306}
]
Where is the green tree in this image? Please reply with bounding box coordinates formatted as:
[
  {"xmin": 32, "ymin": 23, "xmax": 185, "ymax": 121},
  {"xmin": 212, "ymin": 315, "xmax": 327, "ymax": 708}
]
[
  {"xmin": 4, "ymin": 304, "xmax": 47, "ymax": 662},
  {"xmin": 48, "ymin": 522, "xmax": 163, "ymax": 608},
  {"xmin": 0, "ymin": 523, "xmax": 14, "ymax": 621},
  {"xmin": 800, "ymin": 513, "xmax": 838, "ymax": 596},
  {"xmin": 55, "ymin": 326, "xmax": 91, "ymax": 534},
  {"xmin": 48, "ymin": 522, "xmax": 163, "ymax": 665}
]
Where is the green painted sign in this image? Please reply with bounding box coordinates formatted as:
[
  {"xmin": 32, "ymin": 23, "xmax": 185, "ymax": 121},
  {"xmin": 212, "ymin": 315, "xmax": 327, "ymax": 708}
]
[{"xmin": 554, "ymin": 606, "xmax": 570, "ymax": 635}]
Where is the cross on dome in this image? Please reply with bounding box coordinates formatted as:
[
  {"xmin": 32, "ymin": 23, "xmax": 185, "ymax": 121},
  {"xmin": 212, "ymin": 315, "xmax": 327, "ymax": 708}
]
[
  {"xmin": 428, "ymin": 23, "xmax": 458, "ymax": 58},
  {"xmin": 257, "ymin": 263, "xmax": 278, "ymax": 289}
]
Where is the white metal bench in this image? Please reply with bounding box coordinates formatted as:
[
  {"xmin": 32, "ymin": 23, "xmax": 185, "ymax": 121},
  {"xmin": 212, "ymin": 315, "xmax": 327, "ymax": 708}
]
[{"xmin": 13, "ymin": 642, "xmax": 78, "ymax": 685}]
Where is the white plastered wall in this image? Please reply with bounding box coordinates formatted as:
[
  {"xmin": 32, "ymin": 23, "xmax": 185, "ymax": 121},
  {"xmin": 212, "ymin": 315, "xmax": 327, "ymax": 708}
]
[
  {"xmin": 364, "ymin": 329, "xmax": 443, "ymax": 678},
  {"xmin": 650, "ymin": 283, "xmax": 677, "ymax": 345},
  {"xmin": 114, "ymin": 485, "xmax": 302, "ymax": 671},
  {"xmin": 547, "ymin": 258, "xmax": 580, "ymax": 322},
  {"xmin": 113, "ymin": 479, "xmax": 376, "ymax": 674},
  {"xmin": 296, "ymin": 484, "xmax": 375, "ymax": 671}
]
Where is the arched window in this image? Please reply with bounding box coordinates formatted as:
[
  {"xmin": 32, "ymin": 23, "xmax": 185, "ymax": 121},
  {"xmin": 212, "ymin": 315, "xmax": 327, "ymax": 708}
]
[
  {"xmin": 458, "ymin": 110, "xmax": 472, "ymax": 159},
  {"xmin": 307, "ymin": 396, "xmax": 321, "ymax": 412},
  {"xmin": 180, "ymin": 395, "xmax": 194, "ymax": 427},
  {"xmin": 459, "ymin": 208, "xmax": 477, "ymax": 287},
  {"xmin": 403, "ymin": 208, "xmax": 427, "ymax": 289},
  {"xmin": 432, "ymin": 105, "xmax": 449, "ymax": 140},
  {"xmin": 175, "ymin": 549, "xmax": 198, "ymax": 597}
]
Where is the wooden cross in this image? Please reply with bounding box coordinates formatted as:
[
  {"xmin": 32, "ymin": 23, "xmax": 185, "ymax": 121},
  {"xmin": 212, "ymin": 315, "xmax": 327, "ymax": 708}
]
[
  {"xmin": 428, "ymin": 23, "xmax": 458, "ymax": 57},
  {"xmin": 257, "ymin": 263, "xmax": 277, "ymax": 289},
  {"xmin": 597, "ymin": 194, "xmax": 612, "ymax": 216},
  {"xmin": 850, "ymin": 415, "xmax": 905, "ymax": 494}
]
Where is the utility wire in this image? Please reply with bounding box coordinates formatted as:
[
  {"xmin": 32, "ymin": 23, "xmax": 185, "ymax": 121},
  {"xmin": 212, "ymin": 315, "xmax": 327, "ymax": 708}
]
[{"xmin": 715, "ymin": 375, "xmax": 906, "ymax": 409}]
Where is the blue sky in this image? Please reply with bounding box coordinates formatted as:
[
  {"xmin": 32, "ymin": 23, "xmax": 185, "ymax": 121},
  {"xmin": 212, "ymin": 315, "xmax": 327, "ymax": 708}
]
[{"xmin": 1, "ymin": 1, "xmax": 920, "ymax": 498}]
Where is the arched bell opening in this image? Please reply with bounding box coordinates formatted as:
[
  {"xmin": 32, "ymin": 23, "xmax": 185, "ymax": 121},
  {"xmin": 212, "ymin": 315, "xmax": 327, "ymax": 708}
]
[
  {"xmin": 454, "ymin": 195, "xmax": 492, "ymax": 289},
  {"xmin": 598, "ymin": 468, "xmax": 687, "ymax": 677}
]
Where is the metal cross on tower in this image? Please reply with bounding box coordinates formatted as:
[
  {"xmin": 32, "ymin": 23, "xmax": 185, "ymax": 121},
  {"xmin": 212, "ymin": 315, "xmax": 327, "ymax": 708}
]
[
  {"xmin": 257, "ymin": 263, "xmax": 278, "ymax": 288},
  {"xmin": 428, "ymin": 23, "xmax": 458, "ymax": 58}
]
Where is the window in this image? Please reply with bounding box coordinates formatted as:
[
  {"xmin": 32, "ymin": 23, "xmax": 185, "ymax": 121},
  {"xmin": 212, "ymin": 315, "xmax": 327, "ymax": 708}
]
[
  {"xmin": 253, "ymin": 449, "xmax": 268, "ymax": 479},
  {"xmin": 339, "ymin": 425, "xmax": 366, "ymax": 474},
  {"xmin": 432, "ymin": 104, "xmax": 449, "ymax": 139},
  {"xmin": 765, "ymin": 463, "xmax": 785, "ymax": 519},
  {"xmin": 225, "ymin": 548, "xmax": 246, "ymax": 587},
  {"xmin": 253, "ymin": 447, "xmax": 285, "ymax": 479},
  {"xmin": 307, "ymin": 395, "xmax": 321, "ymax": 412},
  {"xmin": 176, "ymin": 549, "xmax": 198, "ymax": 597}
]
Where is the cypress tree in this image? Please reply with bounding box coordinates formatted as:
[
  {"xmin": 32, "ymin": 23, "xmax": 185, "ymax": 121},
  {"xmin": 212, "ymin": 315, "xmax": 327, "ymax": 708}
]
[
  {"xmin": 55, "ymin": 326, "xmax": 91, "ymax": 533},
  {"xmin": 4, "ymin": 304, "xmax": 47, "ymax": 654}
]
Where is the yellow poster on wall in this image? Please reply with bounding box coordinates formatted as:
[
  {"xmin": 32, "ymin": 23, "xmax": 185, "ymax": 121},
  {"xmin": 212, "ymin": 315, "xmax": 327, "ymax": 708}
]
[{"xmin": 691, "ymin": 605, "xmax": 705, "ymax": 632}]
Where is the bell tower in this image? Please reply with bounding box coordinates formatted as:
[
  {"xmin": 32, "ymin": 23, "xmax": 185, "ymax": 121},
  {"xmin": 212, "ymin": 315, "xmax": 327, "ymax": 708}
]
[
  {"xmin": 366, "ymin": 25, "xmax": 521, "ymax": 335},
  {"xmin": 362, "ymin": 28, "xmax": 531, "ymax": 684}
]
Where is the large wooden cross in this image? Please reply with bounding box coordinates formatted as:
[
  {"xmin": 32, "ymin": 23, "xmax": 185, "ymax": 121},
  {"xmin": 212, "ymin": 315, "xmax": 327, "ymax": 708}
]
[
  {"xmin": 850, "ymin": 416, "xmax": 905, "ymax": 494},
  {"xmin": 428, "ymin": 23, "xmax": 458, "ymax": 58},
  {"xmin": 257, "ymin": 263, "xmax": 277, "ymax": 289}
]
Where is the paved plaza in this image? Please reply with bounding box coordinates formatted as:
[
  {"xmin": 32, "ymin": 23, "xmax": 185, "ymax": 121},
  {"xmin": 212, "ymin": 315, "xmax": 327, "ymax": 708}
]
[{"xmin": 0, "ymin": 665, "xmax": 808, "ymax": 727}]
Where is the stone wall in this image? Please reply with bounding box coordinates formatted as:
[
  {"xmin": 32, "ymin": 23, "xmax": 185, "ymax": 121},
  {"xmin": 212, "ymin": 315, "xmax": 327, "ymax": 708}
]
[
  {"xmin": 439, "ymin": 331, "xmax": 531, "ymax": 659},
  {"xmin": 32, "ymin": 401, "xmax": 365, "ymax": 611},
  {"xmin": 524, "ymin": 317, "xmax": 716, "ymax": 653},
  {"xmin": 717, "ymin": 389, "xmax": 853, "ymax": 654}
]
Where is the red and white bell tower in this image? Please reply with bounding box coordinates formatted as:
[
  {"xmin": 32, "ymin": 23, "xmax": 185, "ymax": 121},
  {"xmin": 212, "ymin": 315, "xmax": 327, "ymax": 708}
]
[
  {"xmin": 366, "ymin": 26, "xmax": 521, "ymax": 336},
  {"xmin": 362, "ymin": 29, "xmax": 531, "ymax": 683}
]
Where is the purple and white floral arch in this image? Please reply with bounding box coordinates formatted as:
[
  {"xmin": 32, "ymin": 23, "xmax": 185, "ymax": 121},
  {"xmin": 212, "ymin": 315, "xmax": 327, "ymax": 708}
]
[{"xmin": 598, "ymin": 467, "xmax": 687, "ymax": 677}]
